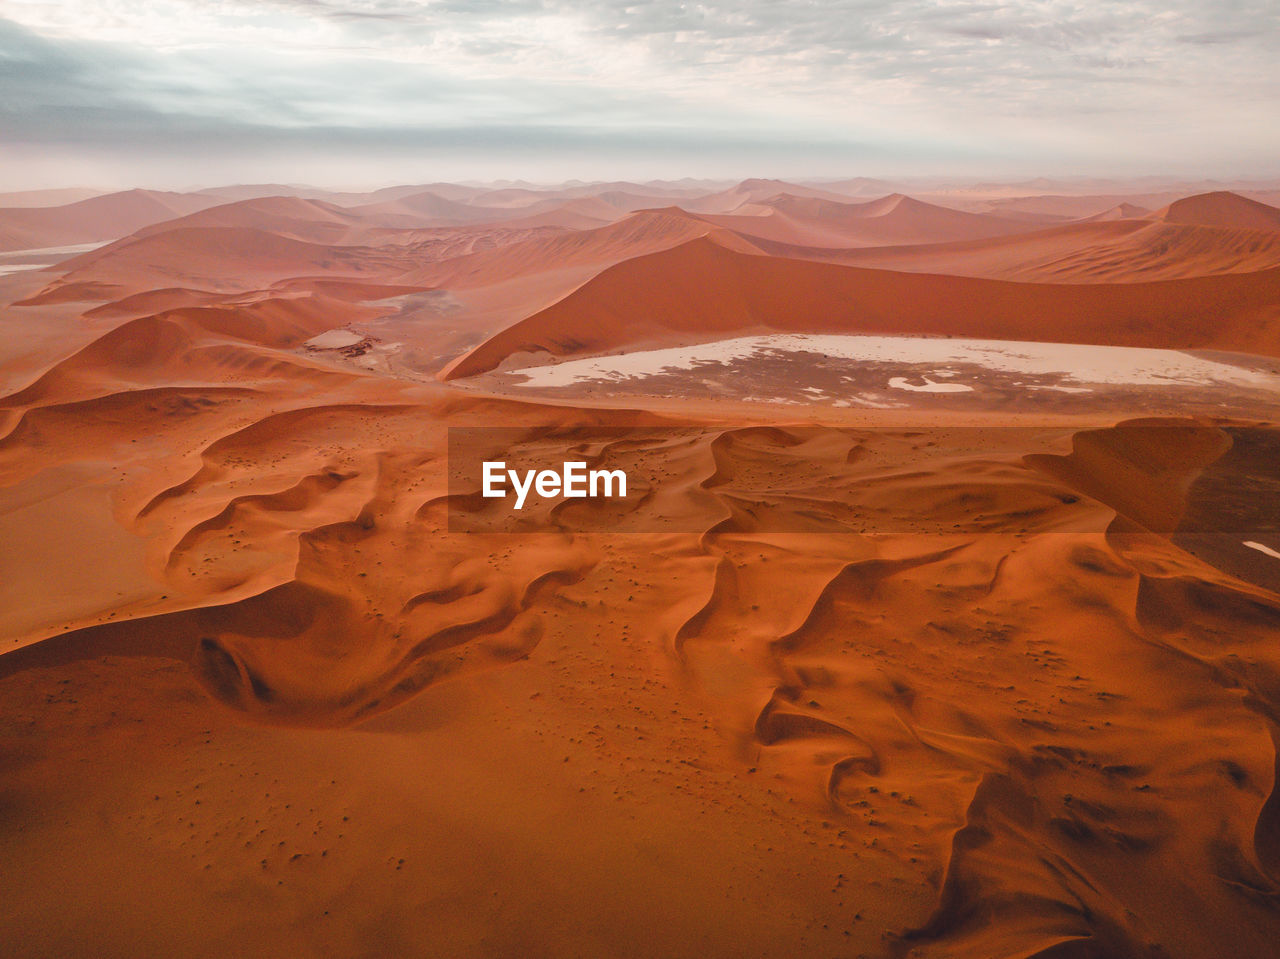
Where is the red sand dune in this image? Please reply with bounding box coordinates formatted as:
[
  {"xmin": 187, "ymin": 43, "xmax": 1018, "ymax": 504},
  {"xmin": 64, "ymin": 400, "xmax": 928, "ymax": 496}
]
[
  {"xmin": 535, "ymin": 180, "xmax": 707, "ymax": 201},
  {"xmin": 25, "ymin": 226, "xmax": 404, "ymax": 298},
  {"xmin": 0, "ymin": 187, "xmax": 104, "ymax": 208},
  {"xmin": 814, "ymin": 176, "xmax": 900, "ymax": 196},
  {"xmin": 465, "ymin": 186, "xmax": 571, "ymax": 208},
  {"xmin": 82, "ymin": 287, "xmax": 238, "ymax": 319},
  {"xmin": 398, "ymin": 207, "xmax": 732, "ymax": 290},
  {"xmin": 683, "ymin": 177, "xmax": 861, "ymax": 214},
  {"xmin": 703, "ymin": 192, "xmax": 1056, "ymax": 248},
  {"xmin": 1, "ymin": 291, "xmax": 380, "ymax": 412},
  {"xmin": 127, "ymin": 196, "xmax": 376, "ymax": 245},
  {"xmin": 0, "ymin": 189, "xmax": 220, "ymax": 252},
  {"xmin": 446, "ymin": 233, "xmax": 1280, "ymax": 377},
  {"xmin": 6, "ymin": 387, "xmax": 1280, "ymax": 957},
  {"xmin": 1157, "ymin": 190, "xmax": 1280, "ymax": 231},
  {"xmin": 784, "ymin": 217, "xmax": 1280, "ymax": 282},
  {"xmin": 194, "ymin": 182, "xmax": 490, "ymax": 205},
  {"xmin": 6, "ymin": 180, "xmax": 1280, "ymax": 959},
  {"xmin": 1076, "ymin": 202, "xmax": 1152, "ymax": 222},
  {"xmin": 350, "ymin": 190, "xmax": 520, "ymax": 226},
  {"xmin": 969, "ymin": 192, "xmax": 1184, "ymax": 219},
  {"xmin": 465, "ymin": 182, "xmax": 699, "ymax": 208},
  {"xmin": 575, "ymin": 189, "xmax": 695, "ymax": 212},
  {"xmin": 352, "ymin": 191, "xmax": 624, "ymax": 230},
  {"xmin": 470, "ymin": 196, "xmax": 622, "ymax": 231}
]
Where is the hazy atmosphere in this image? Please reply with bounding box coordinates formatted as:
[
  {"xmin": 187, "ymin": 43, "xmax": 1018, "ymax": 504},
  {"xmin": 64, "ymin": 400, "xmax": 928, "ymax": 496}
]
[{"xmin": 3, "ymin": 0, "xmax": 1279, "ymax": 187}]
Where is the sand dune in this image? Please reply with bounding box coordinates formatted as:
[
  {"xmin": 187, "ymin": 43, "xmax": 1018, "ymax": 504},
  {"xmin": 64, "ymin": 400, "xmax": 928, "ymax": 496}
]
[
  {"xmin": 584, "ymin": 189, "xmax": 697, "ymax": 212},
  {"xmin": 347, "ymin": 191, "xmax": 622, "ymax": 231},
  {"xmin": 470, "ymin": 196, "xmax": 622, "ymax": 231},
  {"xmin": 705, "ymin": 192, "xmax": 1057, "ymax": 248},
  {"xmin": 0, "ymin": 187, "xmax": 105, "ymax": 208},
  {"xmin": 1, "ymin": 292, "xmax": 379, "ymax": 415},
  {"xmin": 1076, "ymin": 202, "xmax": 1152, "ymax": 222},
  {"xmin": 683, "ymin": 177, "xmax": 861, "ymax": 214},
  {"xmin": 814, "ymin": 176, "xmax": 901, "ymax": 196},
  {"xmin": 197, "ymin": 182, "xmax": 493, "ymax": 205},
  {"xmin": 537, "ymin": 180, "xmax": 708, "ymax": 201},
  {"xmin": 792, "ymin": 218, "xmax": 1280, "ymax": 282},
  {"xmin": 466, "ymin": 181, "xmax": 701, "ymax": 209},
  {"xmin": 350, "ymin": 190, "xmax": 522, "ymax": 226},
  {"xmin": 126, "ymin": 196, "xmax": 376, "ymax": 245},
  {"xmin": 25, "ymin": 226, "xmax": 405, "ymax": 298},
  {"xmin": 967, "ymin": 192, "xmax": 1184, "ymax": 219},
  {"xmin": 6, "ymin": 179, "xmax": 1280, "ymax": 959},
  {"xmin": 465, "ymin": 186, "xmax": 571, "ymax": 208},
  {"xmin": 7, "ymin": 396, "xmax": 1280, "ymax": 957},
  {"xmin": 1157, "ymin": 190, "xmax": 1280, "ymax": 231},
  {"xmin": 447, "ymin": 234, "xmax": 1280, "ymax": 377},
  {"xmin": 0, "ymin": 189, "xmax": 220, "ymax": 253},
  {"xmin": 398, "ymin": 207, "xmax": 727, "ymax": 290}
]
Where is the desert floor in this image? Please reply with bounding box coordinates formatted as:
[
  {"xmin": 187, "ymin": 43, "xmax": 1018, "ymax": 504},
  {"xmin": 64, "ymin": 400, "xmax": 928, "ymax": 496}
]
[{"xmin": 4, "ymin": 180, "xmax": 1280, "ymax": 958}]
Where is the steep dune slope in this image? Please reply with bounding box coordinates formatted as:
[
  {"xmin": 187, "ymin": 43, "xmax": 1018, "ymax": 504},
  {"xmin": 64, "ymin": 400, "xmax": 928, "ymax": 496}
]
[
  {"xmin": 683, "ymin": 178, "xmax": 859, "ymax": 213},
  {"xmin": 446, "ymin": 235, "xmax": 1280, "ymax": 377},
  {"xmin": 463, "ymin": 196, "xmax": 620, "ymax": 231},
  {"xmin": 351, "ymin": 192, "xmax": 622, "ymax": 230},
  {"xmin": 349, "ymin": 190, "xmax": 513, "ymax": 226},
  {"xmin": 0, "ymin": 291, "xmax": 383, "ymax": 417},
  {"xmin": 1078, "ymin": 202, "xmax": 1152, "ymax": 222},
  {"xmin": 1158, "ymin": 191, "xmax": 1280, "ymax": 231},
  {"xmin": 0, "ymin": 187, "xmax": 104, "ymax": 208},
  {"xmin": 399, "ymin": 207, "xmax": 726, "ymax": 289},
  {"xmin": 0, "ymin": 189, "xmax": 221, "ymax": 252},
  {"xmin": 127, "ymin": 196, "xmax": 378, "ymax": 245},
  {"xmin": 710, "ymin": 193, "xmax": 1055, "ymax": 248},
  {"xmin": 23, "ymin": 227, "xmax": 407, "ymax": 299},
  {"xmin": 787, "ymin": 219, "xmax": 1280, "ymax": 282}
]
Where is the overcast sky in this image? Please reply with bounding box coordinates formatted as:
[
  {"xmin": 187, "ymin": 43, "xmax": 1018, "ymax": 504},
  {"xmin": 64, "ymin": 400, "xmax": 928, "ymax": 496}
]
[{"xmin": 2, "ymin": 0, "xmax": 1278, "ymax": 188}]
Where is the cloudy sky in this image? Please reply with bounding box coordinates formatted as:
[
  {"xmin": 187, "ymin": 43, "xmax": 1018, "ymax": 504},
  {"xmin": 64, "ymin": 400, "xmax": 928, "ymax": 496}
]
[{"xmin": 2, "ymin": 0, "xmax": 1278, "ymax": 188}]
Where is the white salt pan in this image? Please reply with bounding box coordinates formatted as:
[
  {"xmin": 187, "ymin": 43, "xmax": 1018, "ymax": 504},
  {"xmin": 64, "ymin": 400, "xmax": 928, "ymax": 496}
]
[{"xmin": 503, "ymin": 333, "xmax": 1278, "ymax": 392}]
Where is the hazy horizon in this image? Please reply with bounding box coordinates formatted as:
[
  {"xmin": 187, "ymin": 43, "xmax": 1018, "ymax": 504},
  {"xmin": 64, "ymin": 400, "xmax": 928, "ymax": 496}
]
[{"xmin": 6, "ymin": 172, "xmax": 1280, "ymax": 201}]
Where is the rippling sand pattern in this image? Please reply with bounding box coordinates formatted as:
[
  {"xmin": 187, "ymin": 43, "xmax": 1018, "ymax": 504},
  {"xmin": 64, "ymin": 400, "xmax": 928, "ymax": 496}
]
[{"xmin": 4, "ymin": 181, "xmax": 1280, "ymax": 958}]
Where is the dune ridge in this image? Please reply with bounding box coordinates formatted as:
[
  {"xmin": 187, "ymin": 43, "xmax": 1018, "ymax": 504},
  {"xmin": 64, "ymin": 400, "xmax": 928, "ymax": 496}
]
[
  {"xmin": 796, "ymin": 218, "xmax": 1280, "ymax": 283},
  {"xmin": 446, "ymin": 234, "xmax": 1280, "ymax": 378},
  {"xmin": 0, "ymin": 189, "xmax": 221, "ymax": 252}
]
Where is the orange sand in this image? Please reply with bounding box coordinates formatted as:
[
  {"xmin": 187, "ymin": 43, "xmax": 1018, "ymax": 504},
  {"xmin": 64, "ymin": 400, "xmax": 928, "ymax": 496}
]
[{"xmin": 3, "ymin": 181, "xmax": 1280, "ymax": 959}]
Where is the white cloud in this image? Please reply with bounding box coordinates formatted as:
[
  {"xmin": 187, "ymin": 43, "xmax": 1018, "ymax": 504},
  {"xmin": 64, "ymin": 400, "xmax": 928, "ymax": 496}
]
[{"xmin": 0, "ymin": 1, "xmax": 1277, "ymax": 184}]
